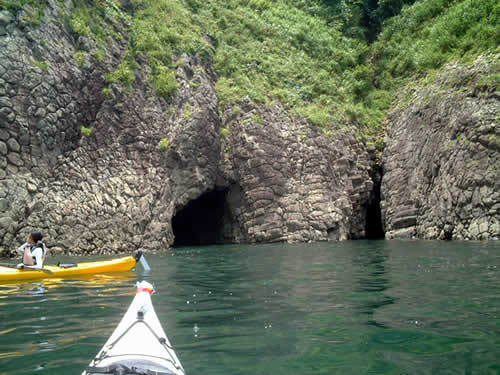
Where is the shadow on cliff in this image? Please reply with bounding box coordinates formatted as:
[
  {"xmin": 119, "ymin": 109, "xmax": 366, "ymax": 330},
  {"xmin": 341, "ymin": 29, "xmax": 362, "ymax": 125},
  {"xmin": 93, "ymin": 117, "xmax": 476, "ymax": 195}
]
[
  {"xmin": 172, "ymin": 189, "xmax": 228, "ymax": 246},
  {"xmin": 366, "ymin": 165, "xmax": 385, "ymax": 239}
]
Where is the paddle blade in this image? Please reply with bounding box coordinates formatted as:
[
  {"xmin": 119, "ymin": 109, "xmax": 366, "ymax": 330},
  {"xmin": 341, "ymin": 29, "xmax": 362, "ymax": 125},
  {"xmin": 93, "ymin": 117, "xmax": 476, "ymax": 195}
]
[{"xmin": 139, "ymin": 255, "xmax": 151, "ymax": 272}]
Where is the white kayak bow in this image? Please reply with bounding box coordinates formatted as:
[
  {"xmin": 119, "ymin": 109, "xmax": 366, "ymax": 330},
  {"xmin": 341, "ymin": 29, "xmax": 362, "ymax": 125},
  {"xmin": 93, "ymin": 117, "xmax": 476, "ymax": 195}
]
[{"xmin": 83, "ymin": 281, "xmax": 185, "ymax": 375}]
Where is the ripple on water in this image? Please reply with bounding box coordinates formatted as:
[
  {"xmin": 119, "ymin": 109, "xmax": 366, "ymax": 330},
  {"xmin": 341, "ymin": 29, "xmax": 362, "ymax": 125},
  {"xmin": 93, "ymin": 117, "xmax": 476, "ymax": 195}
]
[{"xmin": 1, "ymin": 241, "xmax": 499, "ymax": 375}]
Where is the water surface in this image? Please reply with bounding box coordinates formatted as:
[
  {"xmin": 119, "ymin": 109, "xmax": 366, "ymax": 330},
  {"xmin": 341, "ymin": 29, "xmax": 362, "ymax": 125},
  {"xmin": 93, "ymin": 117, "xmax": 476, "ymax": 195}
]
[{"xmin": 0, "ymin": 240, "xmax": 499, "ymax": 374}]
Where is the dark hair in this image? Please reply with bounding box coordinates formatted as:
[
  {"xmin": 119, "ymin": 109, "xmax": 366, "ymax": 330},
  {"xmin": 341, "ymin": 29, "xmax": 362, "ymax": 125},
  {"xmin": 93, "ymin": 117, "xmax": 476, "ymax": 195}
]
[{"xmin": 30, "ymin": 231, "xmax": 43, "ymax": 243}]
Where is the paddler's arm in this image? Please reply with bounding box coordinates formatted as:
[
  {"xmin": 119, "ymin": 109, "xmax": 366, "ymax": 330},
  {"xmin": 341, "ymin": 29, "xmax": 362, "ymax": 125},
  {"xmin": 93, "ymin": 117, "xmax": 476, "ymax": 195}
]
[{"xmin": 17, "ymin": 242, "xmax": 29, "ymax": 255}]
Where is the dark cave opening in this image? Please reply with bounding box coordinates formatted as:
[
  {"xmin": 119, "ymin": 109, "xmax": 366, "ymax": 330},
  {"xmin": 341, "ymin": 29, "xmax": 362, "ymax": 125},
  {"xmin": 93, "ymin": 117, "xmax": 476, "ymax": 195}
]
[
  {"xmin": 172, "ymin": 189, "xmax": 228, "ymax": 247},
  {"xmin": 365, "ymin": 166, "xmax": 385, "ymax": 239}
]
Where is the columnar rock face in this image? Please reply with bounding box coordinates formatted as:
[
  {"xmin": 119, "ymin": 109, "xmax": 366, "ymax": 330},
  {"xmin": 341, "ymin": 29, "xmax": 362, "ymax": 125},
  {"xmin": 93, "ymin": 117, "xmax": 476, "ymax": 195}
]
[
  {"xmin": 0, "ymin": 4, "xmax": 225, "ymax": 255},
  {"xmin": 221, "ymin": 100, "xmax": 377, "ymax": 243},
  {"xmin": 0, "ymin": 2, "xmax": 378, "ymax": 255},
  {"xmin": 382, "ymin": 55, "xmax": 500, "ymax": 240},
  {"xmin": 2, "ymin": 3, "xmax": 497, "ymax": 255},
  {"xmin": 34, "ymin": 52, "xmax": 225, "ymax": 254}
]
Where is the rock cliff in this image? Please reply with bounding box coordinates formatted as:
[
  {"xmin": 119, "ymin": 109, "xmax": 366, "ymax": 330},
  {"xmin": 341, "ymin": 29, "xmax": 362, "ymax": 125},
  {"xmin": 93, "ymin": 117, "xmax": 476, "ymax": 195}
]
[
  {"xmin": 0, "ymin": 2, "xmax": 378, "ymax": 255},
  {"xmin": 382, "ymin": 55, "xmax": 499, "ymax": 240},
  {"xmin": 220, "ymin": 99, "xmax": 377, "ymax": 244},
  {"xmin": 0, "ymin": 2, "xmax": 498, "ymax": 255}
]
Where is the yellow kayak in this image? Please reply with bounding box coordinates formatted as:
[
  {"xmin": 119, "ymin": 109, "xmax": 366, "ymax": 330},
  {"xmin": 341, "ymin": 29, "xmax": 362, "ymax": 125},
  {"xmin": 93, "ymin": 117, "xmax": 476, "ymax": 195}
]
[{"xmin": 0, "ymin": 254, "xmax": 139, "ymax": 282}]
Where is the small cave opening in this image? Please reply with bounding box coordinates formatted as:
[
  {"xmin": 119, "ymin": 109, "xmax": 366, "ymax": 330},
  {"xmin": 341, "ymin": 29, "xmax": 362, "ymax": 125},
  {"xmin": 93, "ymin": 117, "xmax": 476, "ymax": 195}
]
[
  {"xmin": 365, "ymin": 166, "xmax": 385, "ymax": 239},
  {"xmin": 443, "ymin": 228, "xmax": 453, "ymax": 240},
  {"xmin": 172, "ymin": 189, "xmax": 228, "ymax": 247}
]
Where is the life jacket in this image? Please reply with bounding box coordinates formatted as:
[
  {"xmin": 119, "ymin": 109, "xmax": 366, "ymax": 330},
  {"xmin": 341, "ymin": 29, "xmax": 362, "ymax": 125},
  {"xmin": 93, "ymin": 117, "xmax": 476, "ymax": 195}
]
[{"xmin": 30, "ymin": 242, "xmax": 46, "ymax": 265}]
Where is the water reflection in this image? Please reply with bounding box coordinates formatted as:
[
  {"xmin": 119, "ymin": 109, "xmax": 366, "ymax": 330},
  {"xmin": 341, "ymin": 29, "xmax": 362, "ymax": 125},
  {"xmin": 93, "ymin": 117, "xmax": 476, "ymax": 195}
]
[
  {"xmin": 0, "ymin": 271, "xmax": 138, "ymax": 368},
  {"xmin": 351, "ymin": 242, "xmax": 396, "ymax": 327},
  {"xmin": 0, "ymin": 271, "xmax": 137, "ymax": 289},
  {"xmin": 0, "ymin": 242, "xmax": 498, "ymax": 375},
  {"xmin": 0, "ymin": 281, "xmax": 46, "ymax": 296},
  {"xmin": 169, "ymin": 244, "xmax": 322, "ymax": 372}
]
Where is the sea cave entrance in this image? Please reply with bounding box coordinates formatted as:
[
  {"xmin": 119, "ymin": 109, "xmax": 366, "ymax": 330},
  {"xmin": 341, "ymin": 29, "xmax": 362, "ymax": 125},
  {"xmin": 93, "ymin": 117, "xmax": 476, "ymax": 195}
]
[
  {"xmin": 365, "ymin": 166, "xmax": 385, "ymax": 239},
  {"xmin": 172, "ymin": 189, "xmax": 228, "ymax": 247}
]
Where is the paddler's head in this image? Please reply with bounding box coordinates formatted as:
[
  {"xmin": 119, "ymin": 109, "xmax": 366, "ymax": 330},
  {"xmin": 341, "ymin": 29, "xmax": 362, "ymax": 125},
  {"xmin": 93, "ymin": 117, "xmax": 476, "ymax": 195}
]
[{"xmin": 29, "ymin": 231, "xmax": 43, "ymax": 244}]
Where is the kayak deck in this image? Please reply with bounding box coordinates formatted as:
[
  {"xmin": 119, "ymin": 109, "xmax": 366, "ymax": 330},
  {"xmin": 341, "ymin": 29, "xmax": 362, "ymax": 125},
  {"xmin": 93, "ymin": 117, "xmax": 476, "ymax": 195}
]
[
  {"xmin": 0, "ymin": 256, "xmax": 137, "ymax": 282},
  {"xmin": 83, "ymin": 281, "xmax": 185, "ymax": 375}
]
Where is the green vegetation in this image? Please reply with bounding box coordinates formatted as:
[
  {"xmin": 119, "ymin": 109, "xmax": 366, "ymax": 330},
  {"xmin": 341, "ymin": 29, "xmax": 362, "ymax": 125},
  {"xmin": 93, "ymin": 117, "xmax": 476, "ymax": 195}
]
[
  {"xmin": 93, "ymin": 49, "xmax": 104, "ymax": 62},
  {"xmin": 151, "ymin": 66, "xmax": 177, "ymax": 100},
  {"xmin": 69, "ymin": 7, "xmax": 91, "ymax": 37},
  {"xmin": 371, "ymin": 0, "xmax": 499, "ymax": 86},
  {"xmin": 105, "ymin": 59, "xmax": 135, "ymax": 88},
  {"xmin": 478, "ymin": 73, "xmax": 500, "ymax": 91},
  {"xmin": 5, "ymin": 0, "xmax": 496, "ymax": 140},
  {"xmin": 189, "ymin": 76, "xmax": 202, "ymax": 90},
  {"xmin": 99, "ymin": 0, "xmax": 208, "ymax": 98},
  {"xmin": 158, "ymin": 137, "xmax": 170, "ymax": 151},
  {"xmin": 211, "ymin": 2, "xmax": 369, "ymax": 129},
  {"xmin": 0, "ymin": 0, "xmax": 46, "ymax": 14},
  {"xmin": 183, "ymin": 103, "xmax": 193, "ymax": 119},
  {"xmin": 66, "ymin": 0, "xmax": 130, "ymax": 42},
  {"xmin": 220, "ymin": 127, "xmax": 230, "ymax": 140},
  {"xmin": 112, "ymin": 0, "xmax": 495, "ymax": 137},
  {"xmin": 33, "ymin": 59, "xmax": 49, "ymax": 71},
  {"xmin": 102, "ymin": 87, "xmax": 112, "ymax": 98},
  {"xmin": 74, "ymin": 51, "xmax": 85, "ymax": 66},
  {"xmin": 0, "ymin": 0, "xmax": 46, "ymax": 24},
  {"xmin": 251, "ymin": 114, "xmax": 264, "ymax": 126},
  {"xmin": 80, "ymin": 125, "xmax": 93, "ymax": 137}
]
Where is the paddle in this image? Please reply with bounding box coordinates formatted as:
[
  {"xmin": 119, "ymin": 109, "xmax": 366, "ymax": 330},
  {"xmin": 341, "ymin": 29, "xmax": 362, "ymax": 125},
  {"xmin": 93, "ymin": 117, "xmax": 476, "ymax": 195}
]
[
  {"xmin": 135, "ymin": 250, "xmax": 151, "ymax": 272},
  {"xmin": 0, "ymin": 263, "xmax": 53, "ymax": 275}
]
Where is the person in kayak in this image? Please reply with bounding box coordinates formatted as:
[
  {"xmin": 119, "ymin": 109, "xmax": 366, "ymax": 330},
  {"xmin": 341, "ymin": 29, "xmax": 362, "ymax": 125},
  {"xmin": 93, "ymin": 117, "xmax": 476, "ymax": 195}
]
[{"xmin": 17, "ymin": 231, "xmax": 47, "ymax": 269}]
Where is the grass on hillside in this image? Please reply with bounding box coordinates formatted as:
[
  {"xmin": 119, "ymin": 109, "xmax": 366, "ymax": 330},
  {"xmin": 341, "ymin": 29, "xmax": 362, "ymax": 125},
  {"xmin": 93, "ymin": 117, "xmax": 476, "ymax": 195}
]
[
  {"xmin": 98, "ymin": 0, "xmax": 500, "ymax": 139},
  {"xmin": 2, "ymin": 0, "xmax": 498, "ymax": 141},
  {"xmin": 372, "ymin": 0, "xmax": 499, "ymax": 88}
]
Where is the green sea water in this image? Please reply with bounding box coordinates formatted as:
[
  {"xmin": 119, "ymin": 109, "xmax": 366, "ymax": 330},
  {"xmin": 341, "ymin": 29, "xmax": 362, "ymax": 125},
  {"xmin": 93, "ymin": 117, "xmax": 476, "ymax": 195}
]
[{"xmin": 0, "ymin": 240, "xmax": 499, "ymax": 375}]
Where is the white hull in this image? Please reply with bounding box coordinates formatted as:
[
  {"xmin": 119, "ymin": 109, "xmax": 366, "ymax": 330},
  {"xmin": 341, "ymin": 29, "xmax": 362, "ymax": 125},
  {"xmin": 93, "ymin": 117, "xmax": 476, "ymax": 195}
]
[{"xmin": 83, "ymin": 281, "xmax": 185, "ymax": 375}]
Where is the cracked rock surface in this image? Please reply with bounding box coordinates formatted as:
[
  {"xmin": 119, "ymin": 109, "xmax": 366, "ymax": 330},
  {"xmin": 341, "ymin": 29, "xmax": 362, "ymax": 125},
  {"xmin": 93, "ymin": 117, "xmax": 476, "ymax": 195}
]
[
  {"xmin": 382, "ymin": 55, "xmax": 499, "ymax": 240},
  {"xmin": 1, "ymin": 3, "xmax": 498, "ymax": 255}
]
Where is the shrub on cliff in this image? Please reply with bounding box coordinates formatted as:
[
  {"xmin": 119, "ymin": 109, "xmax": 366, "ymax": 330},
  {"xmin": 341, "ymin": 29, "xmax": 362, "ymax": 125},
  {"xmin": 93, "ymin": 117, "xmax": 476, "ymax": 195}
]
[
  {"xmin": 0, "ymin": 0, "xmax": 44, "ymax": 13},
  {"xmin": 371, "ymin": 0, "xmax": 500, "ymax": 88},
  {"xmin": 151, "ymin": 66, "xmax": 177, "ymax": 100},
  {"xmin": 105, "ymin": 59, "xmax": 135, "ymax": 89},
  {"xmin": 80, "ymin": 125, "xmax": 93, "ymax": 137},
  {"xmin": 158, "ymin": 137, "xmax": 170, "ymax": 151}
]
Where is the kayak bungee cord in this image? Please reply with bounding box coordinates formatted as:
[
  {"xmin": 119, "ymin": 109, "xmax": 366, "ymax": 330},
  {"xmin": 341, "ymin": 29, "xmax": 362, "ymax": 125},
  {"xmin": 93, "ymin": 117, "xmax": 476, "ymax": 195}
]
[
  {"xmin": 91, "ymin": 306, "xmax": 182, "ymax": 371},
  {"xmin": 86, "ymin": 364, "xmax": 175, "ymax": 375}
]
